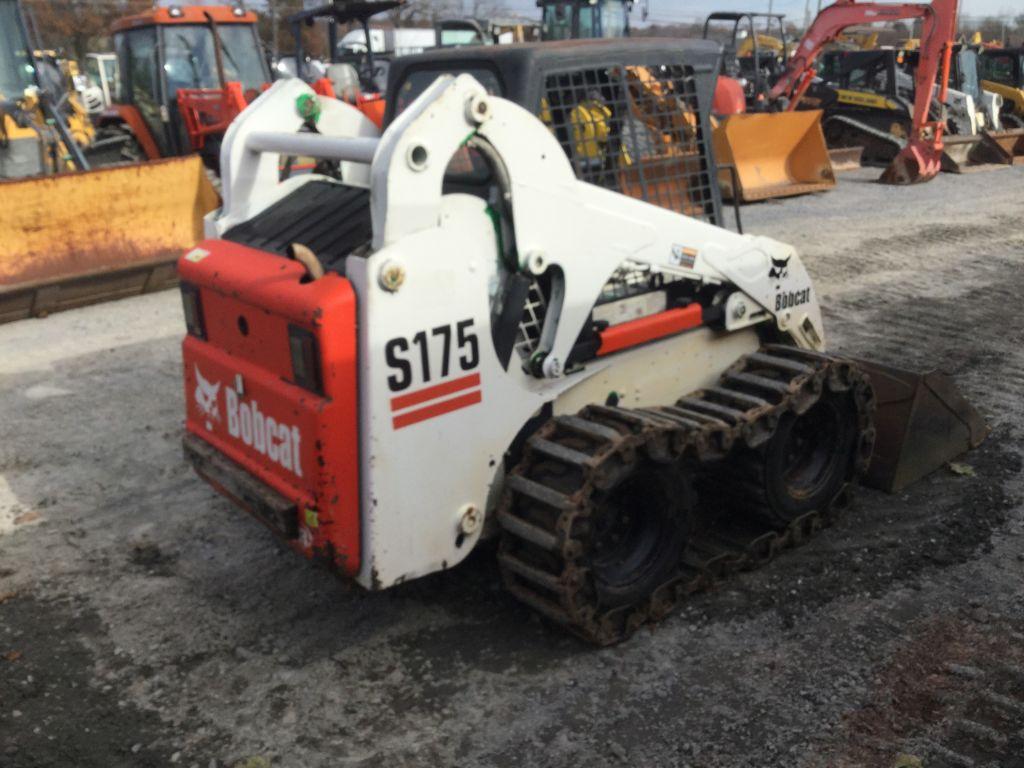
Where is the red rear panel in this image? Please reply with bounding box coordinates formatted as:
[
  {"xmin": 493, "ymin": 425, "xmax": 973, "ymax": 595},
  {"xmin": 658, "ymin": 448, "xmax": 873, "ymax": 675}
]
[{"xmin": 179, "ymin": 240, "xmax": 360, "ymax": 575}]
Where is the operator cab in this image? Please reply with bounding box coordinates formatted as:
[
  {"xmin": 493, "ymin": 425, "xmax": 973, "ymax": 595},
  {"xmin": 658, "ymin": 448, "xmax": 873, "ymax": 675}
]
[
  {"xmin": 383, "ymin": 39, "xmax": 728, "ymax": 228},
  {"xmin": 702, "ymin": 12, "xmax": 789, "ymax": 104},
  {"xmin": 538, "ymin": 0, "xmax": 631, "ymax": 40},
  {"xmin": 980, "ymin": 47, "xmax": 1024, "ymax": 88},
  {"xmin": 110, "ymin": 5, "xmax": 270, "ymax": 160}
]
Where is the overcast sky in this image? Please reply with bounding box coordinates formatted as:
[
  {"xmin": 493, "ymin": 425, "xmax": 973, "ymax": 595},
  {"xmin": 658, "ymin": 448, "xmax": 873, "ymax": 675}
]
[{"xmin": 496, "ymin": 0, "xmax": 1020, "ymax": 23}]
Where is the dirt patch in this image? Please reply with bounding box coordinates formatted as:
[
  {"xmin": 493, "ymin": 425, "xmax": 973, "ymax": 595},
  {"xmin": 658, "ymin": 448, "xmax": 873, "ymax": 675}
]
[
  {"xmin": 0, "ymin": 594, "xmax": 191, "ymax": 768},
  {"xmin": 824, "ymin": 613, "xmax": 1024, "ymax": 767}
]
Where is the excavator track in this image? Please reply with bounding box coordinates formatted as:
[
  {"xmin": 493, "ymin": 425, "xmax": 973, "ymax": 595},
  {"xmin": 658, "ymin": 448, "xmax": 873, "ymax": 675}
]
[{"xmin": 497, "ymin": 344, "xmax": 877, "ymax": 645}]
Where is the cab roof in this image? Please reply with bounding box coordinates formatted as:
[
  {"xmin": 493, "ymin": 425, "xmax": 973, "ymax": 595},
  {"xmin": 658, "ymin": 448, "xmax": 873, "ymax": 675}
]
[
  {"xmin": 112, "ymin": 5, "xmax": 258, "ymax": 33},
  {"xmin": 385, "ymin": 38, "xmax": 722, "ymax": 120}
]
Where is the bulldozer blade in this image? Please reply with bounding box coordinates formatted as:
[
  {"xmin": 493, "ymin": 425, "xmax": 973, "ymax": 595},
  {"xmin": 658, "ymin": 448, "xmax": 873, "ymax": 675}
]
[
  {"xmin": 0, "ymin": 156, "xmax": 218, "ymax": 323},
  {"xmin": 712, "ymin": 110, "xmax": 836, "ymax": 202},
  {"xmin": 853, "ymin": 359, "xmax": 989, "ymax": 493},
  {"xmin": 828, "ymin": 146, "xmax": 864, "ymax": 172}
]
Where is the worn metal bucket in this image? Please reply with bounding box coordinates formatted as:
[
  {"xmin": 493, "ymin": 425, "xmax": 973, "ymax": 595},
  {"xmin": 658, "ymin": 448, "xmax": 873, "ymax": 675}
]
[
  {"xmin": 854, "ymin": 359, "xmax": 989, "ymax": 492},
  {"xmin": 978, "ymin": 128, "xmax": 1024, "ymax": 165},
  {"xmin": 828, "ymin": 145, "xmax": 864, "ymax": 172},
  {"xmin": 940, "ymin": 134, "xmax": 986, "ymax": 173},
  {"xmin": 713, "ymin": 110, "xmax": 837, "ymax": 202}
]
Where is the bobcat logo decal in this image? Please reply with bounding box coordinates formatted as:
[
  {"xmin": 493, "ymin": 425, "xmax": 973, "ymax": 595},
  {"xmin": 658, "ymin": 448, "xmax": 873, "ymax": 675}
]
[
  {"xmin": 769, "ymin": 255, "xmax": 790, "ymax": 280},
  {"xmin": 194, "ymin": 365, "xmax": 221, "ymax": 429}
]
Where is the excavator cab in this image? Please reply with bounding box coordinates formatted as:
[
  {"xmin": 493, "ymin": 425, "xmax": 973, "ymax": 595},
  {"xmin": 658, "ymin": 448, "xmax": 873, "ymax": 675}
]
[{"xmin": 103, "ymin": 5, "xmax": 271, "ymax": 167}]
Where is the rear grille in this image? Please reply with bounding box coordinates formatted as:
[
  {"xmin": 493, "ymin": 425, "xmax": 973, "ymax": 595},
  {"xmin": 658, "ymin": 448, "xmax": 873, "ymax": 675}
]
[
  {"xmin": 514, "ymin": 279, "xmax": 547, "ymax": 362},
  {"xmin": 541, "ymin": 63, "xmax": 717, "ymax": 224}
]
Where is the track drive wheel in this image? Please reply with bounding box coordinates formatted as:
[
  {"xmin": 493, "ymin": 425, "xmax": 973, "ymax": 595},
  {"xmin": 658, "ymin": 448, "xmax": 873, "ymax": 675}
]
[
  {"xmin": 740, "ymin": 383, "xmax": 863, "ymax": 528},
  {"xmin": 498, "ymin": 423, "xmax": 693, "ymax": 646},
  {"xmin": 585, "ymin": 463, "xmax": 692, "ymax": 613}
]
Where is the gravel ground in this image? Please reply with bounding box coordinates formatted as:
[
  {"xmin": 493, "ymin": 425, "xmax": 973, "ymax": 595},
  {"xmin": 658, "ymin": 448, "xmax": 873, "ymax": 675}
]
[{"xmin": 1, "ymin": 166, "xmax": 1023, "ymax": 768}]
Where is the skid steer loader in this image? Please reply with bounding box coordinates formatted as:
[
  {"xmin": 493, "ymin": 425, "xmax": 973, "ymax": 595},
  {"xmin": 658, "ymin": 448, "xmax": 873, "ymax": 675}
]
[
  {"xmin": 178, "ymin": 48, "xmax": 985, "ymax": 644},
  {"xmin": 0, "ymin": 0, "xmax": 218, "ymax": 323},
  {"xmin": 810, "ymin": 46, "xmax": 1024, "ymax": 171}
]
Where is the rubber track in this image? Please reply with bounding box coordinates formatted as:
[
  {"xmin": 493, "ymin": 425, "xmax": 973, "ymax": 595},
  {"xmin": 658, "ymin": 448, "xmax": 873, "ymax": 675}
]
[{"xmin": 497, "ymin": 344, "xmax": 877, "ymax": 645}]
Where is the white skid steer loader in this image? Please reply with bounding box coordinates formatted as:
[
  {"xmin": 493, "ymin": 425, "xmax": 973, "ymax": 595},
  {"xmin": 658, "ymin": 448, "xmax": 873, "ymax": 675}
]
[{"xmin": 178, "ymin": 64, "xmax": 985, "ymax": 644}]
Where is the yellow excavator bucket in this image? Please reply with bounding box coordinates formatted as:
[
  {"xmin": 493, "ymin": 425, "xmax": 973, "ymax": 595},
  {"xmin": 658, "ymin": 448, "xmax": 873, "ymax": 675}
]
[
  {"xmin": 712, "ymin": 110, "xmax": 836, "ymax": 202},
  {"xmin": 0, "ymin": 156, "xmax": 218, "ymax": 323}
]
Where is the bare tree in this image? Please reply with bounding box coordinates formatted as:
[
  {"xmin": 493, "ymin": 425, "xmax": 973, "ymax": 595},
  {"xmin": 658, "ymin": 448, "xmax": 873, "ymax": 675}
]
[{"xmin": 21, "ymin": 0, "xmax": 150, "ymax": 59}]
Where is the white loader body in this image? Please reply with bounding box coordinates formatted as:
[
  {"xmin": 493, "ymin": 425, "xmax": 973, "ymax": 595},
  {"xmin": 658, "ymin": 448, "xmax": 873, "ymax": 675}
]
[{"xmin": 207, "ymin": 75, "xmax": 826, "ymax": 589}]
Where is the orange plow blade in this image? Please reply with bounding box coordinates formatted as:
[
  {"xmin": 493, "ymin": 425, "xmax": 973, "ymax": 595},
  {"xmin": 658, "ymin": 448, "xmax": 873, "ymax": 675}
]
[{"xmin": 0, "ymin": 156, "xmax": 218, "ymax": 323}]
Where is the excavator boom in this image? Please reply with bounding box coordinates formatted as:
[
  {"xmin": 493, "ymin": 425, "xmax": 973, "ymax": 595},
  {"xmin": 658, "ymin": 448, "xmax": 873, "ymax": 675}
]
[{"xmin": 769, "ymin": 0, "xmax": 959, "ymax": 184}]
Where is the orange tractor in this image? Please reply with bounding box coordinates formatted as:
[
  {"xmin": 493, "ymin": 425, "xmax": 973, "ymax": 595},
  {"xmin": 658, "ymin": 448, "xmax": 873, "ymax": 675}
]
[{"xmin": 96, "ymin": 4, "xmax": 272, "ymax": 170}]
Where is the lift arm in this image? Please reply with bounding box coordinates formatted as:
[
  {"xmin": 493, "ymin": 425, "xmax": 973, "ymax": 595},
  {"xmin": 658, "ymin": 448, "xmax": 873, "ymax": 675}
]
[{"xmin": 769, "ymin": 0, "xmax": 959, "ymax": 182}]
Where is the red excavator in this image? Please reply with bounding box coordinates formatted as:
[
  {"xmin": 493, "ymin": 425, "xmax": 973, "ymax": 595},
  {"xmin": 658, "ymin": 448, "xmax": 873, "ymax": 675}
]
[{"xmin": 767, "ymin": 0, "xmax": 959, "ymax": 183}]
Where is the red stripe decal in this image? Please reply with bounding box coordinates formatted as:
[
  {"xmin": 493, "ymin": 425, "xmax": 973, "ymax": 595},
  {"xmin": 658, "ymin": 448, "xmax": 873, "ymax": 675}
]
[
  {"xmin": 390, "ymin": 373, "xmax": 481, "ymax": 412},
  {"xmin": 392, "ymin": 390, "xmax": 482, "ymax": 430},
  {"xmin": 597, "ymin": 305, "xmax": 703, "ymax": 357}
]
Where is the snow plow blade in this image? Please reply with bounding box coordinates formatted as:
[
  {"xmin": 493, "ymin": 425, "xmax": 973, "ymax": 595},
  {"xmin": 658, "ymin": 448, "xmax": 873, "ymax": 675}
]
[
  {"xmin": 713, "ymin": 110, "xmax": 836, "ymax": 202},
  {"xmin": 854, "ymin": 359, "xmax": 989, "ymax": 493},
  {"xmin": 0, "ymin": 156, "xmax": 218, "ymax": 323}
]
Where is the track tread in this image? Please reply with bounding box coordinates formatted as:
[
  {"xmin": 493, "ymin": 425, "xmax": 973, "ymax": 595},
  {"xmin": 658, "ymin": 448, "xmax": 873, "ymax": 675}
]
[{"xmin": 497, "ymin": 346, "xmax": 876, "ymax": 645}]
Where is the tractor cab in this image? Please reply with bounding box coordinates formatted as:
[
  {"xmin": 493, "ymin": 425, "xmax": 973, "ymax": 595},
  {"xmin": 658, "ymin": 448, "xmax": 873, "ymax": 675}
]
[
  {"xmin": 537, "ymin": 0, "xmax": 631, "ymax": 40},
  {"xmin": 107, "ymin": 5, "xmax": 271, "ymax": 166}
]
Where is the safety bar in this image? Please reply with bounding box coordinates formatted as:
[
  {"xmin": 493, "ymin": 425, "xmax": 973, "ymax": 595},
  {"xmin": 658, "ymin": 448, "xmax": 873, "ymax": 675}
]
[{"xmin": 245, "ymin": 132, "xmax": 379, "ymax": 164}]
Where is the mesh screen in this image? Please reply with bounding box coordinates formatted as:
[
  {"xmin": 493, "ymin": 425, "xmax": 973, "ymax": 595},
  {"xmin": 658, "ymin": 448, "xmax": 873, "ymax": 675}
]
[{"xmin": 541, "ymin": 63, "xmax": 718, "ymax": 225}]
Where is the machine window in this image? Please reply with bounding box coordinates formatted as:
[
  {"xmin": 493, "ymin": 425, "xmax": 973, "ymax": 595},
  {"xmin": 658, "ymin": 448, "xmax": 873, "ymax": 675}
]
[
  {"xmin": 0, "ymin": 1, "xmax": 35, "ymax": 96},
  {"xmin": 124, "ymin": 26, "xmax": 167, "ymax": 153},
  {"xmin": 541, "ymin": 3, "xmax": 574, "ymax": 41},
  {"xmin": 392, "ymin": 67, "xmax": 502, "ymax": 116},
  {"xmin": 161, "ymin": 24, "xmax": 266, "ymax": 98},
  {"xmin": 981, "ymin": 53, "xmax": 1015, "ymax": 85}
]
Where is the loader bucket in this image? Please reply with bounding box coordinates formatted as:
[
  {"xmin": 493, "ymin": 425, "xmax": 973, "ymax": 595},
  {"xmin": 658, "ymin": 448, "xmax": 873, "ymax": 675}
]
[
  {"xmin": 879, "ymin": 142, "xmax": 941, "ymax": 184},
  {"xmin": 0, "ymin": 156, "xmax": 218, "ymax": 323},
  {"xmin": 938, "ymin": 134, "xmax": 985, "ymax": 173},
  {"xmin": 853, "ymin": 359, "xmax": 989, "ymax": 493},
  {"xmin": 828, "ymin": 146, "xmax": 864, "ymax": 172},
  {"xmin": 976, "ymin": 128, "xmax": 1024, "ymax": 165},
  {"xmin": 712, "ymin": 110, "xmax": 836, "ymax": 202}
]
